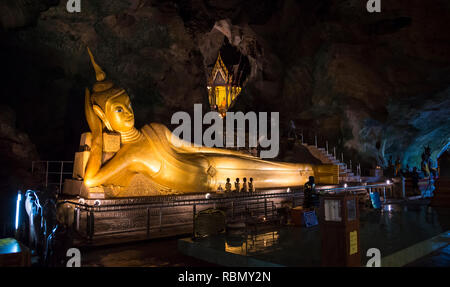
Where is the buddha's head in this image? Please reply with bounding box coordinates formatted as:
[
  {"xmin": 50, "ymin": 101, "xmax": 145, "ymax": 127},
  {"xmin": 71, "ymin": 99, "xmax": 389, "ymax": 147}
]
[{"xmin": 87, "ymin": 47, "xmax": 135, "ymax": 133}]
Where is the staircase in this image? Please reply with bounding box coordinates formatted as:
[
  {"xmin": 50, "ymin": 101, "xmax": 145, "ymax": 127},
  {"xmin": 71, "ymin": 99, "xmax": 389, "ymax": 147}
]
[{"xmin": 300, "ymin": 142, "xmax": 361, "ymax": 183}]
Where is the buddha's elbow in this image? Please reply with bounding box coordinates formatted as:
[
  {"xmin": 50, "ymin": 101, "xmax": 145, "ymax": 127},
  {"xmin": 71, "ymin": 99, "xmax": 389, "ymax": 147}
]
[{"xmin": 84, "ymin": 177, "xmax": 95, "ymax": 187}]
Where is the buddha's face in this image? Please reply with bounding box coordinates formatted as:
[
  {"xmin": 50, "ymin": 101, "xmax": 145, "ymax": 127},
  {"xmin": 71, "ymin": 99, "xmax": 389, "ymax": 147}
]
[{"xmin": 104, "ymin": 93, "xmax": 135, "ymax": 132}]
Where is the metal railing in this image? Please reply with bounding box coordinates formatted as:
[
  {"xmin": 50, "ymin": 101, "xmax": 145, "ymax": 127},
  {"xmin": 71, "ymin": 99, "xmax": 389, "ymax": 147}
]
[
  {"xmin": 295, "ymin": 128, "xmax": 362, "ymax": 177},
  {"xmin": 31, "ymin": 161, "xmax": 74, "ymax": 193}
]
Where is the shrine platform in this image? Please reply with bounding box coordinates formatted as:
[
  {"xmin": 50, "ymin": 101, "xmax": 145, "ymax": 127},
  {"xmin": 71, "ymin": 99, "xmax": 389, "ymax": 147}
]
[
  {"xmin": 178, "ymin": 200, "xmax": 450, "ymax": 267},
  {"xmin": 64, "ymin": 188, "xmax": 303, "ymax": 246}
]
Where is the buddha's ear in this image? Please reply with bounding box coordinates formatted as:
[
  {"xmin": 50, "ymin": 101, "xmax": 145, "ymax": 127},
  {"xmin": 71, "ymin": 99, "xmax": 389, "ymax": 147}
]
[{"xmin": 93, "ymin": 105, "xmax": 113, "ymax": 131}]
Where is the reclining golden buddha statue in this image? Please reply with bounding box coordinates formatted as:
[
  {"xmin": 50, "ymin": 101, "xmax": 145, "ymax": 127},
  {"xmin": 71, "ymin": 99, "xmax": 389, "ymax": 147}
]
[{"xmin": 79, "ymin": 48, "xmax": 338, "ymax": 197}]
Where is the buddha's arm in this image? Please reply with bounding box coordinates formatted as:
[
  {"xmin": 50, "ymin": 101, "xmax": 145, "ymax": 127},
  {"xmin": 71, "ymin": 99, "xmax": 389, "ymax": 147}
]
[
  {"xmin": 84, "ymin": 144, "xmax": 162, "ymax": 187},
  {"xmin": 83, "ymin": 88, "xmax": 104, "ymax": 185},
  {"xmin": 84, "ymin": 152, "xmax": 131, "ymax": 187},
  {"xmin": 162, "ymin": 124, "xmax": 256, "ymax": 158}
]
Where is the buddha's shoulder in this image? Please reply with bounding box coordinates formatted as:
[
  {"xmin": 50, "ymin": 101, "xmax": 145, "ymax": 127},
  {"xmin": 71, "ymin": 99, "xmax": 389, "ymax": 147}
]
[
  {"xmin": 141, "ymin": 122, "xmax": 170, "ymax": 131},
  {"xmin": 141, "ymin": 123, "xmax": 172, "ymax": 137}
]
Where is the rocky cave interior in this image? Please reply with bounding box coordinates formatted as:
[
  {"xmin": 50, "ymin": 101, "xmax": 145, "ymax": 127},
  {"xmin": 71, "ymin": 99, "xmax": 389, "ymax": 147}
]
[{"xmin": 0, "ymin": 0, "xmax": 449, "ymax": 202}]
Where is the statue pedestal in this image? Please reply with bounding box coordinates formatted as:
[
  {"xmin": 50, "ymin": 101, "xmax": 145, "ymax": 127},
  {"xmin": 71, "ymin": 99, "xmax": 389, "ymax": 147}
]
[
  {"xmin": 370, "ymin": 168, "xmax": 383, "ymax": 177},
  {"xmin": 63, "ymin": 179, "xmax": 105, "ymax": 199},
  {"xmin": 58, "ymin": 188, "xmax": 297, "ymax": 244}
]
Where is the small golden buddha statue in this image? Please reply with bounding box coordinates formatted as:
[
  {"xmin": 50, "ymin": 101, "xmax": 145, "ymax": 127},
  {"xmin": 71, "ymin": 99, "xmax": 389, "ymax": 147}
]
[
  {"xmin": 82, "ymin": 48, "xmax": 338, "ymax": 197},
  {"xmin": 225, "ymin": 178, "xmax": 232, "ymax": 193},
  {"xmin": 248, "ymin": 177, "xmax": 254, "ymax": 192},
  {"xmin": 241, "ymin": 177, "xmax": 248, "ymax": 192},
  {"xmin": 234, "ymin": 178, "xmax": 240, "ymax": 193}
]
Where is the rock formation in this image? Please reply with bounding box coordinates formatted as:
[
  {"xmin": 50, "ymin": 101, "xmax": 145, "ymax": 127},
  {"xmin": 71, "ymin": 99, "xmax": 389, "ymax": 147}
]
[{"xmin": 0, "ymin": 0, "xmax": 449, "ymax": 172}]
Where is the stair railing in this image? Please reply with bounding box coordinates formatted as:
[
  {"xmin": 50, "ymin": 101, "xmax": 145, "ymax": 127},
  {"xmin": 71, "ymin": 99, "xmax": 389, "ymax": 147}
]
[{"xmin": 296, "ymin": 128, "xmax": 363, "ymax": 178}]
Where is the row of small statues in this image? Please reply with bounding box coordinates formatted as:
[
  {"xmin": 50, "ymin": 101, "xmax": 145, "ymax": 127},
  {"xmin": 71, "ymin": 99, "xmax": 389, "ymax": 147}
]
[
  {"xmin": 217, "ymin": 177, "xmax": 255, "ymax": 193},
  {"xmin": 386, "ymin": 146, "xmax": 436, "ymax": 178}
]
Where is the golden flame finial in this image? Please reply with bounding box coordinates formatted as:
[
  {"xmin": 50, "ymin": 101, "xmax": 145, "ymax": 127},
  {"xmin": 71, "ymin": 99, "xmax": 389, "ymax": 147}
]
[
  {"xmin": 87, "ymin": 47, "xmax": 106, "ymax": 82},
  {"xmin": 86, "ymin": 47, "xmax": 115, "ymax": 94}
]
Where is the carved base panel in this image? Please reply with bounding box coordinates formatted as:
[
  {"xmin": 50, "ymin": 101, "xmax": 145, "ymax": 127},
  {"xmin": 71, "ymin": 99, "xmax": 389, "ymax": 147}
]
[
  {"xmin": 63, "ymin": 174, "xmax": 185, "ymax": 199},
  {"xmin": 60, "ymin": 189, "xmax": 299, "ymax": 244}
]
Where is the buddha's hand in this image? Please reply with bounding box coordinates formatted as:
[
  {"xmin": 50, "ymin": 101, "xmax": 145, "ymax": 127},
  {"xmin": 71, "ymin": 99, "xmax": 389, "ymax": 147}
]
[{"xmin": 84, "ymin": 88, "xmax": 102, "ymax": 137}]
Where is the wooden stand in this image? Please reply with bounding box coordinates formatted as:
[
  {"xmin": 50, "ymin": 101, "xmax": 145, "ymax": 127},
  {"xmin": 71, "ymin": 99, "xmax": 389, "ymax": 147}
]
[
  {"xmin": 319, "ymin": 193, "xmax": 361, "ymax": 266},
  {"xmin": 291, "ymin": 206, "xmax": 304, "ymax": 226}
]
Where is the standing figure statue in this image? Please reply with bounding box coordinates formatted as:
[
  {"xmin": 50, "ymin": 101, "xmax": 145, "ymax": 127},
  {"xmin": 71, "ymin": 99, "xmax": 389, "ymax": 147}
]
[
  {"xmin": 387, "ymin": 156, "xmax": 394, "ymax": 178},
  {"xmin": 421, "ymin": 146, "xmax": 434, "ymax": 178},
  {"xmin": 288, "ymin": 120, "xmax": 297, "ymax": 140},
  {"xmin": 395, "ymin": 156, "xmax": 402, "ymax": 177},
  {"xmin": 411, "ymin": 167, "xmax": 420, "ymax": 195}
]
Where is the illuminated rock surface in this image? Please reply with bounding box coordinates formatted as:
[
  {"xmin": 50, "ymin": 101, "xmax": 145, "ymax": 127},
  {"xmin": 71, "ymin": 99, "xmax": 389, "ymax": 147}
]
[
  {"xmin": 0, "ymin": 106, "xmax": 39, "ymax": 222},
  {"xmin": 0, "ymin": 0, "xmax": 449, "ymax": 177}
]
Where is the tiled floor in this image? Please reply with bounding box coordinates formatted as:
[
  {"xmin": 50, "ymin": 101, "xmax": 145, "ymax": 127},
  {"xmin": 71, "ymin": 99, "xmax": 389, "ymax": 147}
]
[
  {"xmin": 406, "ymin": 244, "xmax": 450, "ymax": 267},
  {"xmin": 30, "ymin": 200, "xmax": 450, "ymax": 267},
  {"xmin": 179, "ymin": 201, "xmax": 450, "ymax": 266},
  {"xmin": 79, "ymin": 237, "xmax": 217, "ymax": 267}
]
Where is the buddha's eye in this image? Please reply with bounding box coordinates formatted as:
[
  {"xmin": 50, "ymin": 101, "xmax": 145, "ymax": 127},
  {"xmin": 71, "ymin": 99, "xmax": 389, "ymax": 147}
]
[{"xmin": 115, "ymin": 106, "xmax": 123, "ymax": 113}]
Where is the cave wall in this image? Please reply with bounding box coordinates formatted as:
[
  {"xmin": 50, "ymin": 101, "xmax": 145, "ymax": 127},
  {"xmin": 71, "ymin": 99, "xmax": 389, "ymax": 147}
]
[{"xmin": 0, "ymin": 0, "xmax": 449, "ymax": 172}]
